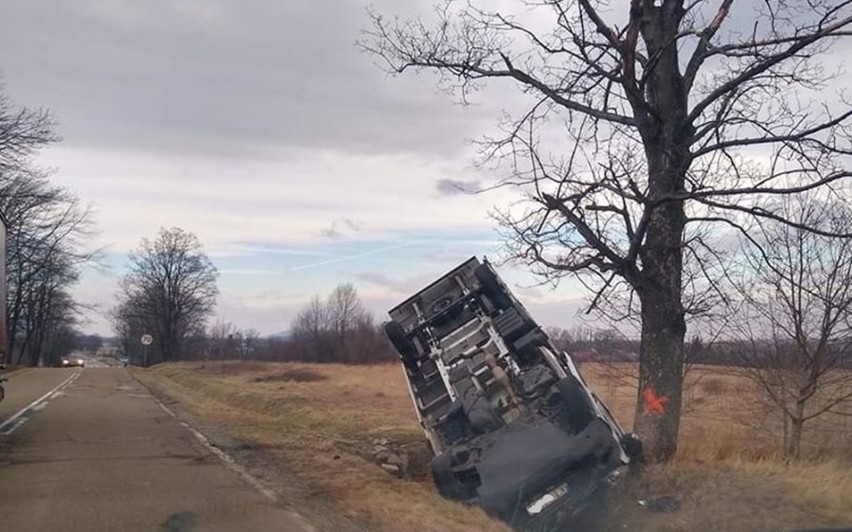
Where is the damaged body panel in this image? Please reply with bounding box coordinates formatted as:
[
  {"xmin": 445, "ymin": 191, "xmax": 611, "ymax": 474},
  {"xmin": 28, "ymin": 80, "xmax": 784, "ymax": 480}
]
[{"xmin": 384, "ymin": 257, "xmax": 639, "ymax": 528}]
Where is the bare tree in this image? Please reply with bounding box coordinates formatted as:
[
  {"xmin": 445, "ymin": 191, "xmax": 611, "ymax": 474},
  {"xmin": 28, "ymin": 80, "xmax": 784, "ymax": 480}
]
[
  {"xmin": 0, "ymin": 89, "xmax": 94, "ymax": 366},
  {"xmin": 291, "ymin": 295, "xmax": 332, "ymax": 362},
  {"xmin": 0, "ymin": 89, "xmax": 56, "ymax": 173},
  {"xmin": 78, "ymin": 334, "xmax": 103, "ymax": 354},
  {"xmin": 290, "ymin": 285, "xmax": 395, "ymax": 364},
  {"xmin": 544, "ymin": 326, "xmax": 575, "ymax": 353},
  {"xmin": 206, "ymin": 319, "xmax": 238, "ymax": 360},
  {"xmin": 362, "ymin": 1, "xmax": 852, "ymax": 460},
  {"xmin": 235, "ymin": 328, "xmax": 262, "ymax": 358},
  {"xmin": 115, "ymin": 227, "xmax": 218, "ymax": 366},
  {"xmin": 110, "ymin": 300, "xmax": 144, "ymax": 364},
  {"xmin": 730, "ymin": 196, "xmax": 852, "ymax": 459},
  {"xmin": 326, "ymin": 284, "xmax": 371, "ymax": 362}
]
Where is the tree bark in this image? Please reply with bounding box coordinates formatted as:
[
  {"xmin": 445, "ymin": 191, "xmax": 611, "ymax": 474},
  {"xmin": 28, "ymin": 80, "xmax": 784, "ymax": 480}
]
[
  {"xmin": 785, "ymin": 400, "xmax": 806, "ymax": 459},
  {"xmin": 635, "ymin": 283, "xmax": 686, "ymax": 461},
  {"xmin": 628, "ymin": 3, "xmax": 691, "ymax": 460}
]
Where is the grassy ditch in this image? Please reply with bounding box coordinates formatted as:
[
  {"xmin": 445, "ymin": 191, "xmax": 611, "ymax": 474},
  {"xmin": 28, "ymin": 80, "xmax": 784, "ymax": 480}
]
[{"xmin": 135, "ymin": 361, "xmax": 852, "ymax": 532}]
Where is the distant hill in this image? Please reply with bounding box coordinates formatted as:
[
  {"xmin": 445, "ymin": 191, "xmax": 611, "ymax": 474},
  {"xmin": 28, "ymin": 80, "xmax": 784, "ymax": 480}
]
[{"xmin": 267, "ymin": 330, "xmax": 292, "ymax": 340}]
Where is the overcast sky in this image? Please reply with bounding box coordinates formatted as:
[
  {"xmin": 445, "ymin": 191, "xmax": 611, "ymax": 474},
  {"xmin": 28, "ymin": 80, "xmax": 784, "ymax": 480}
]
[
  {"xmin": 0, "ymin": 0, "xmax": 592, "ymax": 336},
  {"xmin": 3, "ymin": 1, "xmax": 846, "ymax": 338}
]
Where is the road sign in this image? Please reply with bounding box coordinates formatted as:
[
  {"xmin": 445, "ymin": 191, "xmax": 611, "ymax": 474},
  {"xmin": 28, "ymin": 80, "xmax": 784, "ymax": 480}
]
[{"xmin": 140, "ymin": 334, "xmax": 153, "ymax": 346}]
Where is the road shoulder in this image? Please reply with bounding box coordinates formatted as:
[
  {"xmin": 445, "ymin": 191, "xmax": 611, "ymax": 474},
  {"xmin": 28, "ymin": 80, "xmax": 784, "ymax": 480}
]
[{"xmin": 133, "ymin": 367, "xmax": 366, "ymax": 532}]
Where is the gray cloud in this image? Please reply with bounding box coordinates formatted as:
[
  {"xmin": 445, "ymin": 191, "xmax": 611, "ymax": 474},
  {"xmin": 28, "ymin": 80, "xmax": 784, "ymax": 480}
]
[
  {"xmin": 512, "ymin": 284, "xmax": 544, "ymax": 301},
  {"xmin": 419, "ymin": 248, "xmax": 475, "ymax": 264},
  {"xmin": 0, "ymin": 0, "xmax": 492, "ymax": 160},
  {"xmin": 435, "ymin": 178, "xmax": 482, "ymax": 196},
  {"xmin": 352, "ymin": 271, "xmax": 434, "ymax": 295},
  {"xmin": 319, "ymin": 218, "xmax": 364, "ymax": 239}
]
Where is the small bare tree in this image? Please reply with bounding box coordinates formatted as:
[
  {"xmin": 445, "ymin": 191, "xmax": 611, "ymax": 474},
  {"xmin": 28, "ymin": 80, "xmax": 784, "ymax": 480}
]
[
  {"xmin": 207, "ymin": 320, "xmax": 238, "ymax": 360},
  {"xmin": 362, "ymin": 0, "xmax": 852, "ymax": 460},
  {"xmin": 291, "ymin": 295, "xmax": 332, "ymax": 362},
  {"xmin": 235, "ymin": 328, "xmax": 262, "ymax": 358},
  {"xmin": 326, "ymin": 284, "xmax": 371, "ymax": 362},
  {"xmin": 731, "ymin": 196, "xmax": 852, "ymax": 459}
]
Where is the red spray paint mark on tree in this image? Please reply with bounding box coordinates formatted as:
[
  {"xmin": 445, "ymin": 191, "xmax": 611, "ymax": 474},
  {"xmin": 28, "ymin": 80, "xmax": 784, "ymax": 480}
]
[{"xmin": 642, "ymin": 386, "xmax": 669, "ymax": 415}]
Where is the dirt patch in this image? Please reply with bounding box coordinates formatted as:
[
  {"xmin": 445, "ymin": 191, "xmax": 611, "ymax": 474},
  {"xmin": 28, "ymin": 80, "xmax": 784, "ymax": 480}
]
[
  {"xmin": 190, "ymin": 361, "xmax": 268, "ymax": 376},
  {"xmin": 698, "ymin": 376, "xmax": 728, "ymax": 395},
  {"xmin": 251, "ymin": 369, "xmax": 327, "ymax": 383},
  {"xmin": 337, "ymin": 436, "xmax": 433, "ymax": 481}
]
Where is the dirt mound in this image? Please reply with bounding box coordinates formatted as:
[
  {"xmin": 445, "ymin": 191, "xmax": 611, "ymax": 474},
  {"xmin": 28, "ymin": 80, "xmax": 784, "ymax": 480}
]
[{"xmin": 338, "ymin": 436, "xmax": 434, "ymax": 480}]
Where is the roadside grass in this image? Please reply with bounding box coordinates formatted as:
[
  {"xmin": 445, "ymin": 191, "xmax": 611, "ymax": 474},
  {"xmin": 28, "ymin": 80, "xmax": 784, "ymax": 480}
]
[
  {"xmin": 585, "ymin": 363, "xmax": 852, "ymax": 531},
  {"xmin": 135, "ymin": 361, "xmax": 852, "ymax": 532},
  {"xmin": 583, "ymin": 363, "xmax": 852, "ymax": 462}
]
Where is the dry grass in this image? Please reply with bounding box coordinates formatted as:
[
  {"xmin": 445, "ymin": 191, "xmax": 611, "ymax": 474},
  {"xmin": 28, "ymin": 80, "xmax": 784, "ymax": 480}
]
[
  {"xmin": 250, "ymin": 368, "xmax": 328, "ymax": 383},
  {"xmin": 583, "ymin": 362, "xmax": 852, "ymax": 461},
  {"xmin": 135, "ymin": 361, "xmax": 852, "ymax": 532},
  {"xmin": 583, "ymin": 362, "xmax": 852, "ymax": 531},
  {"xmin": 600, "ymin": 457, "xmax": 852, "ymax": 531}
]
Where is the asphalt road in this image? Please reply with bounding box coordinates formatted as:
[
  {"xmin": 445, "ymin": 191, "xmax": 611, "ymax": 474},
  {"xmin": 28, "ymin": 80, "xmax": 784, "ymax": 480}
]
[
  {"xmin": 0, "ymin": 368, "xmax": 77, "ymax": 425},
  {"xmin": 0, "ymin": 368, "xmax": 312, "ymax": 531}
]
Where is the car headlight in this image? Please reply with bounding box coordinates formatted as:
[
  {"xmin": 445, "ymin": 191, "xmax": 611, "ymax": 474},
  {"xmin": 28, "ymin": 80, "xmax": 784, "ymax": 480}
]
[
  {"xmin": 77, "ymin": 359, "xmax": 84, "ymax": 365},
  {"xmin": 62, "ymin": 360, "xmax": 69, "ymax": 365}
]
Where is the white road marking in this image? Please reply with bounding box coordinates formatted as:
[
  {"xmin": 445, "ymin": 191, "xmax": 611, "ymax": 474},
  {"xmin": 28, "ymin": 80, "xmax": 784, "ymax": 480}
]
[
  {"xmin": 146, "ymin": 390, "xmax": 318, "ymax": 531},
  {"xmin": 0, "ymin": 370, "xmax": 82, "ymax": 435},
  {"xmin": 152, "ymin": 399, "xmax": 279, "ymax": 502}
]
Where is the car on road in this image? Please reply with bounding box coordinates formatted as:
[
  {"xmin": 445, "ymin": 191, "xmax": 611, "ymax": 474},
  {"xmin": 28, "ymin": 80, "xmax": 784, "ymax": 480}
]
[
  {"xmin": 384, "ymin": 257, "xmax": 641, "ymax": 529},
  {"xmin": 60, "ymin": 356, "xmax": 85, "ymax": 368}
]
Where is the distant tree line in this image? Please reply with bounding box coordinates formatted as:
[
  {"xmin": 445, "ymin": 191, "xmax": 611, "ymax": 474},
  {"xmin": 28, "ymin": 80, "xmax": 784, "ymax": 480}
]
[
  {"xmin": 109, "ymin": 230, "xmax": 395, "ymax": 366},
  {"xmin": 286, "ymin": 284, "xmax": 395, "ymax": 364},
  {"xmin": 193, "ymin": 284, "xmax": 396, "ymax": 364}
]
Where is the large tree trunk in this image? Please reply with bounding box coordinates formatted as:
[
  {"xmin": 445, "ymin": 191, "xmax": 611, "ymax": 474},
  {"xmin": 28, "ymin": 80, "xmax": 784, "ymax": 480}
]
[
  {"xmin": 635, "ymin": 281, "xmax": 686, "ymax": 461},
  {"xmin": 633, "ymin": 153, "xmax": 688, "ymax": 461},
  {"xmin": 632, "ymin": 122, "xmax": 689, "ymax": 461},
  {"xmin": 630, "ymin": 3, "xmax": 691, "ymax": 461}
]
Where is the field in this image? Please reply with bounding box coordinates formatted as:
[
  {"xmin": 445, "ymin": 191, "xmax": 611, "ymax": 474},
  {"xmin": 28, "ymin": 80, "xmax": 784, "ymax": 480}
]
[{"xmin": 133, "ymin": 361, "xmax": 852, "ymax": 532}]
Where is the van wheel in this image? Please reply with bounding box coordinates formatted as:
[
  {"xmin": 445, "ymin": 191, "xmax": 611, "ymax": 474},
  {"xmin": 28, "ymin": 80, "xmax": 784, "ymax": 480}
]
[
  {"xmin": 431, "ymin": 453, "xmax": 468, "ymax": 501},
  {"xmin": 383, "ymin": 321, "xmax": 417, "ymax": 367}
]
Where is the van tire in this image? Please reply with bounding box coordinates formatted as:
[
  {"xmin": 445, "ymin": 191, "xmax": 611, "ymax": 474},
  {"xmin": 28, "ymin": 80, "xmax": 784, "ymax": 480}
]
[{"xmin": 384, "ymin": 321, "xmax": 417, "ymax": 367}]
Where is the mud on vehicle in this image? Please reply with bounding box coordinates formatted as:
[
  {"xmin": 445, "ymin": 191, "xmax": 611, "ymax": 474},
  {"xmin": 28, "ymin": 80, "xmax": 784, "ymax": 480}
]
[{"xmin": 384, "ymin": 257, "xmax": 641, "ymax": 529}]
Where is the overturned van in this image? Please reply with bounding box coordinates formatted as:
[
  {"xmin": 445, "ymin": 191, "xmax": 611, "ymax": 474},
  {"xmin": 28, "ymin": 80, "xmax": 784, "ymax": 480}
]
[{"xmin": 384, "ymin": 257, "xmax": 640, "ymax": 529}]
